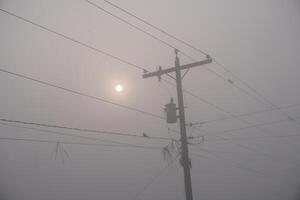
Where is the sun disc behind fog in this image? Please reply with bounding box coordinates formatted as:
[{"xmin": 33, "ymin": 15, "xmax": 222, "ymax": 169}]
[{"xmin": 115, "ymin": 84, "xmax": 123, "ymax": 93}]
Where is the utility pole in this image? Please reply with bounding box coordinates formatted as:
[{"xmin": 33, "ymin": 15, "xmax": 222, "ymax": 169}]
[{"xmin": 142, "ymin": 49, "xmax": 212, "ymax": 200}]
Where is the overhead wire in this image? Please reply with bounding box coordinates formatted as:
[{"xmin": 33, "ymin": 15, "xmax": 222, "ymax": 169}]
[
  {"xmin": 190, "ymin": 102, "xmax": 300, "ymax": 126},
  {"xmin": 213, "ymin": 59, "xmax": 300, "ymax": 125},
  {"xmin": 2, "ymin": 5, "xmax": 295, "ymax": 127},
  {"xmin": 197, "ymin": 117, "xmax": 300, "ymax": 137},
  {"xmin": 96, "ymin": 0, "xmax": 300, "ymax": 131},
  {"xmin": 168, "ymin": 117, "xmax": 294, "ymax": 139},
  {"xmin": 101, "ymin": 0, "xmax": 209, "ymax": 57},
  {"xmin": 97, "ymin": 0, "xmax": 274, "ymax": 108},
  {"xmin": 183, "ymin": 103, "xmax": 300, "ymax": 135},
  {"xmin": 3, "ymin": 64, "xmax": 293, "ymax": 146},
  {"xmin": 84, "ymin": 0, "xmax": 194, "ymax": 61},
  {"xmin": 1, "ymin": 5, "xmax": 299, "ymax": 169},
  {"xmin": 181, "ymin": 89, "xmax": 300, "ymax": 168},
  {"xmin": 0, "ymin": 68, "xmax": 163, "ymax": 120},
  {"xmin": 0, "ymin": 118, "xmax": 172, "ymax": 141},
  {"xmin": 0, "ymin": 7, "xmax": 279, "ymax": 127},
  {"xmin": 205, "ymin": 133, "xmax": 300, "ymax": 142},
  {"xmin": 2, "ymin": 3, "xmax": 299, "ymax": 196},
  {"xmin": 188, "ymin": 116, "xmax": 300, "ymax": 168},
  {"xmin": 0, "ymin": 122, "xmax": 165, "ymax": 149},
  {"xmin": 207, "ymin": 131, "xmax": 300, "ymax": 168},
  {"xmin": 2, "ymin": 66, "xmax": 294, "ymax": 169},
  {"xmin": 214, "ymin": 59, "xmax": 283, "ymax": 108},
  {"xmin": 0, "ymin": 8, "xmax": 146, "ymax": 71},
  {"xmin": 0, "ymin": 136, "xmax": 160, "ymax": 150}
]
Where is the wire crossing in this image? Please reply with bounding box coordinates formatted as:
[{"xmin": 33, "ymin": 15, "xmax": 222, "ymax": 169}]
[
  {"xmin": 94, "ymin": 0, "xmax": 288, "ymax": 109},
  {"xmin": 1, "ymin": 5, "xmax": 299, "ymax": 171},
  {"xmin": 0, "ymin": 7, "xmax": 278, "ymax": 125}
]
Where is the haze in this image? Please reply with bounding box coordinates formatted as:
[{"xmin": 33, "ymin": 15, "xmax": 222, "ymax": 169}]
[{"xmin": 1, "ymin": 0, "xmax": 300, "ymax": 200}]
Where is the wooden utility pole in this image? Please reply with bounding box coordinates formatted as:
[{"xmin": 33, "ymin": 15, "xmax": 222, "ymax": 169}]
[{"xmin": 142, "ymin": 49, "xmax": 212, "ymax": 200}]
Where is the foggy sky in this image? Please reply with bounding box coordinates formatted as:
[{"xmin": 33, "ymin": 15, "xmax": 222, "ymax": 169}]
[{"xmin": 1, "ymin": 0, "xmax": 300, "ymax": 199}]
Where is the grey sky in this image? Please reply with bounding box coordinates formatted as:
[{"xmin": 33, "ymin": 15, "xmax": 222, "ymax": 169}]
[{"xmin": 1, "ymin": 0, "xmax": 300, "ymax": 199}]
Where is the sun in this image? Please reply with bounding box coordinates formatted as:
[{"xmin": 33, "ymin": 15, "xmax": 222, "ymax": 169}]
[{"xmin": 115, "ymin": 84, "xmax": 123, "ymax": 93}]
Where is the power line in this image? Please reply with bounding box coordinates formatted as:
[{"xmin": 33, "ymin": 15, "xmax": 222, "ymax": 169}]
[
  {"xmin": 0, "ymin": 8, "xmax": 146, "ymax": 71},
  {"xmin": 2, "ymin": 6, "xmax": 298, "ymax": 150},
  {"xmin": 0, "ymin": 136, "xmax": 160, "ymax": 150},
  {"xmin": 3, "ymin": 64, "xmax": 298, "ymax": 145},
  {"xmin": 3, "ymin": 60, "xmax": 283, "ymax": 144},
  {"xmin": 0, "ymin": 58, "xmax": 295, "ymax": 170},
  {"xmin": 173, "ymin": 116, "xmax": 300, "ymax": 142},
  {"xmin": 84, "ymin": 0, "xmax": 194, "ymax": 61},
  {"xmin": 180, "ymin": 85, "xmax": 270, "ymax": 127},
  {"xmin": 206, "ymin": 133, "xmax": 300, "ymax": 142},
  {"xmin": 0, "ymin": 7, "xmax": 275, "ymax": 127},
  {"xmin": 169, "ymin": 118, "xmax": 290, "ymax": 140},
  {"xmin": 194, "ymin": 128, "xmax": 300, "ymax": 168},
  {"xmin": 100, "ymin": 0, "xmax": 300, "ymax": 125},
  {"xmin": 0, "ymin": 122, "xmax": 164, "ymax": 149},
  {"xmin": 0, "ymin": 6, "xmax": 166, "ymax": 120},
  {"xmin": 204, "ymin": 65, "xmax": 272, "ymax": 107},
  {"xmin": 2, "ymin": 63, "xmax": 272, "ymax": 141},
  {"xmin": 163, "ymin": 68, "xmax": 294, "ymax": 144},
  {"xmin": 194, "ymin": 123, "xmax": 300, "ymax": 168},
  {"xmin": 214, "ymin": 59, "xmax": 280, "ymax": 108},
  {"xmin": 99, "ymin": 0, "xmax": 273, "ymax": 108},
  {"xmin": 237, "ymin": 103, "xmax": 300, "ymax": 117},
  {"xmin": 0, "ymin": 6, "xmax": 204, "ymax": 123},
  {"xmin": 1, "ymin": 4, "xmax": 298, "ymax": 195},
  {"xmin": 213, "ymin": 59, "xmax": 300, "ymax": 126},
  {"xmin": 87, "ymin": 0, "xmax": 274, "ymax": 115},
  {"xmin": 0, "ymin": 118, "xmax": 172, "ymax": 141},
  {"xmin": 190, "ymin": 119, "xmax": 300, "ymax": 168},
  {"xmin": 181, "ymin": 87, "xmax": 298, "ymax": 166},
  {"xmin": 102, "ymin": 0, "xmax": 209, "ymax": 57},
  {"xmin": 161, "ymin": 78, "xmax": 239, "ymax": 120},
  {"xmin": 198, "ymin": 117, "xmax": 299, "ymax": 137},
  {"xmin": 147, "ymin": 65, "xmax": 300, "ymax": 170},
  {"xmin": 187, "ymin": 103, "xmax": 300, "ymax": 127},
  {"xmin": 1, "ymin": 5, "xmax": 293, "ymax": 125},
  {"xmin": 2, "ymin": 125, "xmax": 294, "ymax": 196},
  {"xmin": 0, "ymin": 67, "xmax": 164, "ymax": 120}
]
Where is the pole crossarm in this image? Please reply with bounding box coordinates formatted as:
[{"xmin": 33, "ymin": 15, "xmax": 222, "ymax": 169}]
[{"xmin": 142, "ymin": 56, "xmax": 212, "ymax": 79}]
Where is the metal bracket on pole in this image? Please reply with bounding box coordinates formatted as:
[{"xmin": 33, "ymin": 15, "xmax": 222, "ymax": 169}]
[{"xmin": 143, "ymin": 57, "xmax": 212, "ymax": 79}]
